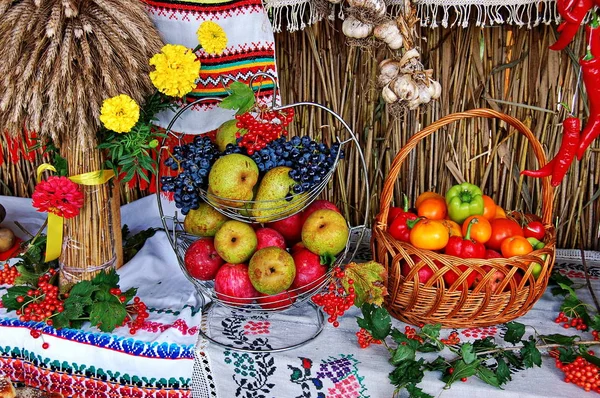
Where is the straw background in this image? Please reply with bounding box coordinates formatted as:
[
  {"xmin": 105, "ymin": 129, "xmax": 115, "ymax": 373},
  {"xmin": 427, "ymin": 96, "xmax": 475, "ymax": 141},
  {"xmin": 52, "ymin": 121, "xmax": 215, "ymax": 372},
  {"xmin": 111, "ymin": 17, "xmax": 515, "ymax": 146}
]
[{"xmin": 1, "ymin": 20, "xmax": 598, "ymax": 250}]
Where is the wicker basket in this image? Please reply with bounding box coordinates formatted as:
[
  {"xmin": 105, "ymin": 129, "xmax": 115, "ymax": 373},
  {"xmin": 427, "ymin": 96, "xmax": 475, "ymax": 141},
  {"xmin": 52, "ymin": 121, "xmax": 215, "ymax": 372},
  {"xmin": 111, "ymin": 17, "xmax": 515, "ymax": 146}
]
[{"xmin": 371, "ymin": 108, "xmax": 556, "ymax": 328}]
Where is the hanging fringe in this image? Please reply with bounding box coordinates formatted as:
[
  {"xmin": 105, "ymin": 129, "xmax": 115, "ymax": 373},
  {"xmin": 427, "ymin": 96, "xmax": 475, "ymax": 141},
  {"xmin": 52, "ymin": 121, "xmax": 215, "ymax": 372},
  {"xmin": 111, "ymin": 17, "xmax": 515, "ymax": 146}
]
[{"xmin": 264, "ymin": 0, "xmax": 558, "ymax": 31}]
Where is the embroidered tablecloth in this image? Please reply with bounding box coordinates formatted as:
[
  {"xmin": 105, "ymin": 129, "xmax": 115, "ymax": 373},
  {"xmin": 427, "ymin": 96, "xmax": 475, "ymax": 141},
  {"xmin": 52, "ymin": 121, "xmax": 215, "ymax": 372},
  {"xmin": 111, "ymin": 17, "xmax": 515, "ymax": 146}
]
[{"xmin": 1, "ymin": 194, "xmax": 599, "ymax": 397}]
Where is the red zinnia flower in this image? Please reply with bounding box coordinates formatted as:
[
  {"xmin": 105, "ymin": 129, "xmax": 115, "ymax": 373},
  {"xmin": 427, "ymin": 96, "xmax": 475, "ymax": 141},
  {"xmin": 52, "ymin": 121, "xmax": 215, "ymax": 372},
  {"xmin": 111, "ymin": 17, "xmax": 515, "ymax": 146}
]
[{"xmin": 32, "ymin": 176, "xmax": 84, "ymax": 219}]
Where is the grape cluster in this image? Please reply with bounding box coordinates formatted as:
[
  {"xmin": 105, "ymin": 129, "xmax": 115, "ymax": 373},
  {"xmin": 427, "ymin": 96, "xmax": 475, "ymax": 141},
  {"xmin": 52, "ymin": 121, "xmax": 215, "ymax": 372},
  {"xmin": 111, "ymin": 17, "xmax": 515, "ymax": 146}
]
[
  {"xmin": 0, "ymin": 264, "xmax": 19, "ymax": 285},
  {"xmin": 161, "ymin": 136, "xmax": 221, "ymax": 215},
  {"xmin": 555, "ymin": 312, "xmax": 588, "ymax": 331},
  {"xmin": 235, "ymin": 108, "xmax": 294, "ymax": 154},
  {"xmin": 126, "ymin": 296, "xmax": 149, "ymax": 335},
  {"xmin": 554, "ymin": 353, "xmax": 600, "ymax": 392},
  {"xmin": 15, "ymin": 270, "xmax": 63, "ymax": 326},
  {"xmin": 311, "ymin": 267, "xmax": 354, "ymax": 328},
  {"xmin": 250, "ymin": 136, "xmax": 344, "ymax": 194},
  {"xmin": 356, "ymin": 328, "xmax": 382, "ymax": 348}
]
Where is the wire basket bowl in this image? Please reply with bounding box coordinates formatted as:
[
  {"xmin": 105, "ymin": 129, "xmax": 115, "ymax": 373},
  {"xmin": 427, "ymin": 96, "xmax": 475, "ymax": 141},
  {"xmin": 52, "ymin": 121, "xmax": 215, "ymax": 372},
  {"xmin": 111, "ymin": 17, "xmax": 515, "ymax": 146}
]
[{"xmin": 155, "ymin": 84, "xmax": 370, "ymax": 351}]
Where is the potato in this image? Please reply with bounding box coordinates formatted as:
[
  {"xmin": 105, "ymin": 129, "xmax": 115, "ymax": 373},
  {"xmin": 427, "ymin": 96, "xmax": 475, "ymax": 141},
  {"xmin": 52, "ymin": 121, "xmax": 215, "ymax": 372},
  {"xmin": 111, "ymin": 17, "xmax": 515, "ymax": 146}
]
[{"xmin": 0, "ymin": 227, "xmax": 15, "ymax": 253}]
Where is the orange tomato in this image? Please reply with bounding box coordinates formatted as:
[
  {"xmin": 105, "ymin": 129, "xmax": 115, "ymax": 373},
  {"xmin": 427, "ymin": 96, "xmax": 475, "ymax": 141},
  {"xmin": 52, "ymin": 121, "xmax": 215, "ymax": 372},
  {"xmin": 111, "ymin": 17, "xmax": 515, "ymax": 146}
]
[
  {"xmin": 415, "ymin": 191, "xmax": 445, "ymax": 209},
  {"xmin": 500, "ymin": 236, "xmax": 533, "ymax": 258},
  {"xmin": 417, "ymin": 197, "xmax": 447, "ymax": 220},
  {"xmin": 441, "ymin": 219, "xmax": 463, "ymax": 237},
  {"xmin": 482, "ymin": 195, "xmax": 497, "ymax": 220},
  {"xmin": 461, "ymin": 215, "xmax": 492, "ymax": 244},
  {"xmin": 409, "ymin": 219, "xmax": 449, "ymax": 250},
  {"xmin": 495, "ymin": 206, "xmax": 507, "ymax": 219}
]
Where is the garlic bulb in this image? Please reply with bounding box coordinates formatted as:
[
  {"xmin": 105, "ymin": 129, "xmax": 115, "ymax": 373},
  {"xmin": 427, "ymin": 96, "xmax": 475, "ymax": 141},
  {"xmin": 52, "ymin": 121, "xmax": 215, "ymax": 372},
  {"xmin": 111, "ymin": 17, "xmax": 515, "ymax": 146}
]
[
  {"xmin": 347, "ymin": 0, "xmax": 387, "ymax": 17},
  {"xmin": 378, "ymin": 59, "xmax": 400, "ymax": 85},
  {"xmin": 427, "ymin": 79, "xmax": 442, "ymax": 100},
  {"xmin": 407, "ymin": 97, "xmax": 422, "ymax": 110},
  {"xmin": 327, "ymin": 0, "xmax": 342, "ymax": 3},
  {"xmin": 374, "ymin": 21, "xmax": 403, "ymax": 50},
  {"xmin": 342, "ymin": 16, "xmax": 374, "ymax": 39},
  {"xmin": 418, "ymin": 86, "xmax": 432, "ymax": 104},
  {"xmin": 399, "ymin": 48, "xmax": 420, "ymax": 67},
  {"xmin": 382, "ymin": 84, "xmax": 399, "ymax": 103},
  {"xmin": 391, "ymin": 75, "xmax": 419, "ymax": 101}
]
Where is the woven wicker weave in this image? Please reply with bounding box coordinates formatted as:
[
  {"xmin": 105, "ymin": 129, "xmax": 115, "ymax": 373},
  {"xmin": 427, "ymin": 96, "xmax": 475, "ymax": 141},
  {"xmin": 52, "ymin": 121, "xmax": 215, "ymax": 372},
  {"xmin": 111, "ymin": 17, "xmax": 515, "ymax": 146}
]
[{"xmin": 371, "ymin": 109, "xmax": 556, "ymax": 328}]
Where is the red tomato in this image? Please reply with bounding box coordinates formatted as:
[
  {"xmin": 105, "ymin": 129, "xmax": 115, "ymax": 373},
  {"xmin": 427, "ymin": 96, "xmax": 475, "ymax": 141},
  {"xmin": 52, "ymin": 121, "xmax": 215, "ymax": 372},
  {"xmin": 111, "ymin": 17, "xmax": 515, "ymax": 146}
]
[
  {"xmin": 523, "ymin": 221, "xmax": 546, "ymax": 241},
  {"xmin": 500, "ymin": 236, "xmax": 533, "ymax": 258},
  {"xmin": 486, "ymin": 218, "xmax": 524, "ymax": 251},
  {"xmin": 415, "ymin": 191, "xmax": 445, "ymax": 209},
  {"xmin": 482, "ymin": 195, "xmax": 497, "ymax": 220}
]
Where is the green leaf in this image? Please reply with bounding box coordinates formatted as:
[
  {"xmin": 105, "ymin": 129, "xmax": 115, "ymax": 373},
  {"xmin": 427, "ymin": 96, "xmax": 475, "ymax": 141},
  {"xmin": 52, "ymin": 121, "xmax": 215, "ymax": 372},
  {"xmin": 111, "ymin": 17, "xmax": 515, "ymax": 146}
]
[
  {"xmin": 390, "ymin": 329, "xmax": 421, "ymax": 350},
  {"xmin": 549, "ymin": 271, "xmax": 574, "ymax": 290},
  {"xmin": 341, "ymin": 261, "xmax": 387, "ymax": 307},
  {"xmin": 561, "ymin": 295, "xmax": 593, "ymax": 326},
  {"xmin": 580, "ymin": 350, "xmax": 600, "ymax": 367},
  {"xmin": 406, "ymin": 383, "xmax": 434, "ymax": 398},
  {"xmin": 1, "ymin": 286, "xmax": 31, "ymax": 311},
  {"xmin": 558, "ymin": 282, "xmax": 577, "ymax": 298},
  {"xmin": 89, "ymin": 301, "xmax": 128, "ymax": 332},
  {"xmin": 420, "ymin": 324, "xmax": 441, "ymax": 340},
  {"xmin": 417, "ymin": 342, "xmax": 442, "ymax": 353},
  {"xmin": 94, "ymin": 289, "xmax": 121, "ymax": 304},
  {"xmin": 13, "ymin": 264, "xmax": 43, "ymax": 286},
  {"xmin": 473, "ymin": 336, "xmax": 496, "ymax": 352},
  {"xmin": 504, "ymin": 322, "xmax": 526, "ymax": 344},
  {"xmin": 319, "ymin": 253, "xmax": 336, "ymax": 268},
  {"xmin": 591, "ymin": 314, "xmax": 600, "ymax": 332},
  {"xmin": 557, "ymin": 346, "xmax": 578, "ymax": 363},
  {"xmin": 502, "ymin": 351, "xmax": 522, "ymax": 368},
  {"xmin": 495, "ymin": 358, "xmax": 512, "ymax": 385},
  {"xmin": 476, "ymin": 365, "xmax": 501, "ymax": 388},
  {"xmin": 218, "ymin": 82, "xmax": 255, "ymax": 114},
  {"xmin": 123, "ymin": 287, "xmax": 138, "ymax": 303},
  {"xmin": 461, "ymin": 343, "xmax": 477, "ymax": 364},
  {"xmin": 391, "ymin": 345, "xmax": 416, "ymax": 365},
  {"xmin": 91, "ymin": 269, "xmax": 120, "ymax": 287},
  {"xmin": 423, "ymin": 356, "xmax": 448, "ymax": 372},
  {"xmin": 357, "ymin": 303, "xmax": 391, "ymax": 341},
  {"xmin": 520, "ymin": 337, "xmax": 542, "ymax": 368},
  {"xmin": 69, "ymin": 280, "xmax": 99, "ymax": 299},
  {"xmin": 539, "ymin": 334, "xmax": 579, "ymax": 345},
  {"xmin": 441, "ymin": 359, "xmax": 481, "ymax": 386},
  {"xmin": 389, "ymin": 358, "xmax": 425, "ymax": 388}
]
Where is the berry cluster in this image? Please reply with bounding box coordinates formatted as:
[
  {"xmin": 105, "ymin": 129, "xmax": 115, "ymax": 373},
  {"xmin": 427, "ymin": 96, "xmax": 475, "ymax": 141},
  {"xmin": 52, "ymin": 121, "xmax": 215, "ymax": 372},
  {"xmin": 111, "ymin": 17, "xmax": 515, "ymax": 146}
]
[
  {"xmin": 555, "ymin": 312, "xmax": 588, "ymax": 331},
  {"xmin": 250, "ymin": 136, "xmax": 343, "ymax": 193},
  {"xmin": 234, "ymin": 108, "xmax": 294, "ymax": 155},
  {"xmin": 126, "ymin": 296, "xmax": 149, "ymax": 335},
  {"xmin": 356, "ymin": 328, "xmax": 382, "ymax": 348},
  {"xmin": 29, "ymin": 328, "xmax": 50, "ymax": 349},
  {"xmin": 0, "ymin": 264, "xmax": 20, "ymax": 285},
  {"xmin": 311, "ymin": 267, "xmax": 355, "ymax": 328},
  {"xmin": 14, "ymin": 270, "xmax": 63, "ymax": 326},
  {"xmin": 161, "ymin": 136, "xmax": 221, "ymax": 215},
  {"xmin": 441, "ymin": 331, "xmax": 461, "ymax": 345},
  {"xmin": 404, "ymin": 326, "xmax": 424, "ymax": 343},
  {"xmin": 554, "ymin": 353, "xmax": 600, "ymax": 393}
]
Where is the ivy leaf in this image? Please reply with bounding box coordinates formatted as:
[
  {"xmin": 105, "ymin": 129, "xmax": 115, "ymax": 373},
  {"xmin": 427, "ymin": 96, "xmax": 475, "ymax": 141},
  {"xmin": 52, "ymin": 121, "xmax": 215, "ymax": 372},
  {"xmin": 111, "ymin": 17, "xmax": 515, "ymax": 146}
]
[
  {"xmin": 504, "ymin": 322, "xmax": 526, "ymax": 344},
  {"xmin": 405, "ymin": 383, "xmax": 434, "ymax": 398},
  {"xmin": 69, "ymin": 280, "xmax": 99, "ymax": 300},
  {"xmin": 390, "ymin": 329, "xmax": 421, "ymax": 350},
  {"xmin": 502, "ymin": 351, "xmax": 523, "ymax": 368},
  {"xmin": 539, "ymin": 334, "xmax": 579, "ymax": 345},
  {"xmin": 495, "ymin": 358, "xmax": 512, "ymax": 385},
  {"xmin": 423, "ymin": 356, "xmax": 448, "ymax": 372},
  {"xmin": 419, "ymin": 324, "xmax": 441, "ymax": 340},
  {"xmin": 122, "ymin": 227, "xmax": 157, "ymax": 264},
  {"xmin": 89, "ymin": 301, "xmax": 127, "ymax": 332},
  {"xmin": 473, "ymin": 336, "xmax": 496, "ymax": 352},
  {"xmin": 91, "ymin": 268, "xmax": 120, "ymax": 287},
  {"xmin": 417, "ymin": 342, "xmax": 442, "ymax": 353},
  {"xmin": 218, "ymin": 82, "xmax": 255, "ymax": 114},
  {"xmin": 476, "ymin": 365, "xmax": 501, "ymax": 388},
  {"xmin": 581, "ymin": 351, "xmax": 600, "ymax": 368},
  {"xmin": 123, "ymin": 287, "xmax": 138, "ymax": 302},
  {"xmin": 557, "ymin": 346, "xmax": 578, "ymax": 364},
  {"xmin": 341, "ymin": 261, "xmax": 388, "ymax": 307},
  {"xmin": 391, "ymin": 344, "xmax": 416, "ymax": 366},
  {"xmin": 389, "ymin": 358, "xmax": 425, "ymax": 387},
  {"xmin": 461, "ymin": 343, "xmax": 477, "ymax": 364},
  {"xmin": 14, "ymin": 264, "xmax": 43, "ymax": 286},
  {"xmin": 561, "ymin": 295, "xmax": 592, "ymax": 326},
  {"xmin": 590, "ymin": 315, "xmax": 600, "ymax": 332},
  {"xmin": 441, "ymin": 359, "xmax": 480, "ymax": 386},
  {"xmin": 1, "ymin": 286, "xmax": 31, "ymax": 311},
  {"xmin": 520, "ymin": 337, "xmax": 542, "ymax": 368},
  {"xmin": 357, "ymin": 303, "xmax": 391, "ymax": 341}
]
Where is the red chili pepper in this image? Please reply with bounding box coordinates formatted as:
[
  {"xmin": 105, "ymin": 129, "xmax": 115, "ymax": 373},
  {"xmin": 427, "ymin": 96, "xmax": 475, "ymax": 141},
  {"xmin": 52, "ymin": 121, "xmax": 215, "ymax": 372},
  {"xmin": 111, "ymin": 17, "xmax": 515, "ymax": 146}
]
[
  {"xmin": 550, "ymin": 117, "xmax": 581, "ymax": 186},
  {"xmin": 577, "ymin": 55, "xmax": 600, "ymax": 159},
  {"xmin": 587, "ymin": 21, "xmax": 600, "ymax": 58},
  {"xmin": 388, "ymin": 212, "xmax": 419, "ymax": 242},
  {"xmin": 521, "ymin": 160, "xmax": 554, "ymax": 178},
  {"xmin": 549, "ymin": 0, "xmax": 593, "ymax": 51},
  {"xmin": 444, "ymin": 218, "xmax": 486, "ymax": 259}
]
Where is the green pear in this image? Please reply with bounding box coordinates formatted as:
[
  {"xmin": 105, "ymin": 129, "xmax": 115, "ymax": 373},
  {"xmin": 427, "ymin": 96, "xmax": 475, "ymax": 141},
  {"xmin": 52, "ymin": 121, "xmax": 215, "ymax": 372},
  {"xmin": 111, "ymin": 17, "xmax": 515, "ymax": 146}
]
[
  {"xmin": 215, "ymin": 119, "xmax": 247, "ymax": 152},
  {"xmin": 183, "ymin": 202, "xmax": 230, "ymax": 237},
  {"xmin": 251, "ymin": 166, "xmax": 307, "ymax": 223},
  {"xmin": 208, "ymin": 154, "xmax": 259, "ymax": 208}
]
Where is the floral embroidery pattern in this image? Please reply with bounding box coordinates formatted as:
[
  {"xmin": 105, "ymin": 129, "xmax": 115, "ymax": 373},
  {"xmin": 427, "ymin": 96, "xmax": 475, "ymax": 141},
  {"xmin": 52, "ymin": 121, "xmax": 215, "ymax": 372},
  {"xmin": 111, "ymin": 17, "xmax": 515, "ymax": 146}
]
[
  {"xmin": 243, "ymin": 320, "xmax": 270, "ymax": 335},
  {"xmin": 461, "ymin": 326, "xmax": 498, "ymax": 339}
]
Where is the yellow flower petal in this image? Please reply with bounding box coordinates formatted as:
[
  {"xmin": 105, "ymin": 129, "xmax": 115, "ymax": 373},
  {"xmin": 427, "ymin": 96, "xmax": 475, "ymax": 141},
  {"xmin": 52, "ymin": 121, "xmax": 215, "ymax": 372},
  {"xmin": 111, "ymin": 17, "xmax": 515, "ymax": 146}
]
[
  {"xmin": 149, "ymin": 44, "xmax": 200, "ymax": 97},
  {"xmin": 196, "ymin": 21, "xmax": 228, "ymax": 55},
  {"xmin": 99, "ymin": 94, "xmax": 140, "ymax": 133}
]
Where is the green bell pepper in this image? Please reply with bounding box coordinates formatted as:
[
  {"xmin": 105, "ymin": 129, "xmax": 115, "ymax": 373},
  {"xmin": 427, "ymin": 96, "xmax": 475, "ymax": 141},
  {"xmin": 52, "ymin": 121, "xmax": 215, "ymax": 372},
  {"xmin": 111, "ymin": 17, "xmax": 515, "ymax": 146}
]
[{"xmin": 445, "ymin": 182, "xmax": 484, "ymax": 224}]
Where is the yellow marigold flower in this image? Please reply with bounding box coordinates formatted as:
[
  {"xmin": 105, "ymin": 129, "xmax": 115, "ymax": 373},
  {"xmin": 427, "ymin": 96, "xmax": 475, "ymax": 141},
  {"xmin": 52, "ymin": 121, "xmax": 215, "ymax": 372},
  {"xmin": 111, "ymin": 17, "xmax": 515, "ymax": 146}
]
[
  {"xmin": 149, "ymin": 44, "xmax": 200, "ymax": 97},
  {"xmin": 99, "ymin": 94, "xmax": 140, "ymax": 133},
  {"xmin": 197, "ymin": 21, "xmax": 228, "ymax": 55}
]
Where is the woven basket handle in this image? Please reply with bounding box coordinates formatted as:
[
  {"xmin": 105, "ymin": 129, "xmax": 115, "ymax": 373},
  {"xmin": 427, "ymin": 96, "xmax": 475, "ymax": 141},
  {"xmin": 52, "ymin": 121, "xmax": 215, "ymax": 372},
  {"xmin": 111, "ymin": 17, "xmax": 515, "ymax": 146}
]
[{"xmin": 378, "ymin": 108, "xmax": 554, "ymax": 228}]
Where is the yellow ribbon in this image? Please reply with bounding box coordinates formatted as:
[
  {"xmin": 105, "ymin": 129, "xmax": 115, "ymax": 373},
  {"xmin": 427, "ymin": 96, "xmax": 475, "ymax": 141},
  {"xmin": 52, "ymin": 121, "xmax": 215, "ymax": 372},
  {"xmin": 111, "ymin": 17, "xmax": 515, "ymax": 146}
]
[{"xmin": 36, "ymin": 164, "xmax": 115, "ymax": 262}]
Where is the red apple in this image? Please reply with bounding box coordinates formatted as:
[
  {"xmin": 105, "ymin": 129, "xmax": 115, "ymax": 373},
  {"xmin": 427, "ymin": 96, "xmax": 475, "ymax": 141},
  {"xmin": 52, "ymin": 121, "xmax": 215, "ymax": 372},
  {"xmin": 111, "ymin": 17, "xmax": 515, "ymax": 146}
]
[
  {"xmin": 184, "ymin": 238, "xmax": 224, "ymax": 280},
  {"xmin": 256, "ymin": 290, "xmax": 297, "ymax": 310},
  {"xmin": 266, "ymin": 212, "xmax": 304, "ymax": 245},
  {"xmin": 301, "ymin": 200, "xmax": 341, "ymax": 225},
  {"xmin": 255, "ymin": 227, "xmax": 287, "ymax": 251},
  {"xmin": 214, "ymin": 263, "xmax": 258, "ymax": 306},
  {"xmin": 291, "ymin": 249, "xmax": 328, "ymax": 293},
  {"xmin": 290, "ymin": 241, "xmax": 305, "ymax": 254},
  {"xmin": 400, "ymin": 255, "xmax": 437, "ymax": 284}
]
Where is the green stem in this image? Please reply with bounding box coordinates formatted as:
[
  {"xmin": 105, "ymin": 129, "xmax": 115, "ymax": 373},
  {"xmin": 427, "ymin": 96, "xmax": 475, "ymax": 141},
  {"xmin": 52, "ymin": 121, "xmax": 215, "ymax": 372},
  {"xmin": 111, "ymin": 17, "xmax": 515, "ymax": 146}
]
[{"xmin": 474, "ymin": 340, "xmax": 600, "ymax": 357}]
